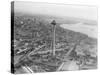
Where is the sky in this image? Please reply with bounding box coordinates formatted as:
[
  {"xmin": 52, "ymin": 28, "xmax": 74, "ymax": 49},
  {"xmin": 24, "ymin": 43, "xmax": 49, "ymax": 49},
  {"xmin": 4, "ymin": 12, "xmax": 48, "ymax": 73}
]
[{"xmin": 14, "ymin": 1, "xmax": 97, "ymax": 21}]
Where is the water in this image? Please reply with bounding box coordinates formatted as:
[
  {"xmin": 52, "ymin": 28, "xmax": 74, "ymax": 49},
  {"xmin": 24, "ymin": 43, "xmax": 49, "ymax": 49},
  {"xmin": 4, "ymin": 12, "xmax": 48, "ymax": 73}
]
[{"xmin": 60, "ymin": 23, "xmax": 97, "ymax": 38}]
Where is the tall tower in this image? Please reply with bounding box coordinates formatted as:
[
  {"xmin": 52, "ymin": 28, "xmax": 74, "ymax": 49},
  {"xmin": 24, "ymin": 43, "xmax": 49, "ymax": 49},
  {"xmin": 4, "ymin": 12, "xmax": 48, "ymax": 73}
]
[{"xmin": 51, "ymin": 20, "xmax": 56, "ymax": 56}]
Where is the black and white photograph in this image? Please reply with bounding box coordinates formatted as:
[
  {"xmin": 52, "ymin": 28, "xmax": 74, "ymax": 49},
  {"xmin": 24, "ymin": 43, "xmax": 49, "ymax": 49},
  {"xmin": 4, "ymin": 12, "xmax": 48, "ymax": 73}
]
[{"xmin": 11, "ymin": 1, "xmax": 98, "ymax": 74}]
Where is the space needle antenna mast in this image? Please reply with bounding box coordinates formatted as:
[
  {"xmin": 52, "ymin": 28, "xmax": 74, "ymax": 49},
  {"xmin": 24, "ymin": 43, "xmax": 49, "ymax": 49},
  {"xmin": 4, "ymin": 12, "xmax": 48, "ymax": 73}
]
[{"xmin": 51, "ymin": 20, "xmax": 56, "ymax": 56}]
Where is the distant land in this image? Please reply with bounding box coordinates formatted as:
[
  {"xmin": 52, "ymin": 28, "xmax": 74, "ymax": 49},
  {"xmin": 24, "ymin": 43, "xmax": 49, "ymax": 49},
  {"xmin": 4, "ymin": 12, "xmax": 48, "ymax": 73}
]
[
  {"xmin": 14, "ymin": 12, "xmax": 97, "ymax": 25},
  {"xmin": 14, "ymin": 12, "xmax": 97, "ymax": 39}
]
